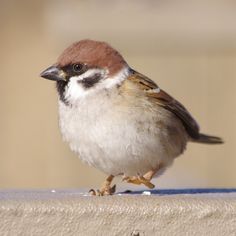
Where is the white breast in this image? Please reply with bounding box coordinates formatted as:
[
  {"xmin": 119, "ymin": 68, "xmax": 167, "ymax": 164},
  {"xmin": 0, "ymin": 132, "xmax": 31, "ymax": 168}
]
[{"xmin": 58, "ymin": 85, "xmax": 188, "ymax": 176}]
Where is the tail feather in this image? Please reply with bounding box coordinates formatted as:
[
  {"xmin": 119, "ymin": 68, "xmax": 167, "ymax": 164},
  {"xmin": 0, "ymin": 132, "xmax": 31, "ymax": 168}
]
[{"xmin": 192, "ymin": 133, "xmax": 224, "ymax": 144}]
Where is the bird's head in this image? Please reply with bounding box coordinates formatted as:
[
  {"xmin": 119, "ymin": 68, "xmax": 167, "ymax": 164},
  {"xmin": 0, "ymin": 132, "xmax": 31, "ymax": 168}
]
[{"xmin": 40, "ymin": 39, "xmax": 129, "ymax": 104}]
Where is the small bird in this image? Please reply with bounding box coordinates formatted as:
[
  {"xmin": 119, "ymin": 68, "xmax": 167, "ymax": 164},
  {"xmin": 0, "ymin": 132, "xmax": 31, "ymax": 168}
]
[{"xmin": 40, "ymin": 39, "xmax": 223, "ymax": 196}]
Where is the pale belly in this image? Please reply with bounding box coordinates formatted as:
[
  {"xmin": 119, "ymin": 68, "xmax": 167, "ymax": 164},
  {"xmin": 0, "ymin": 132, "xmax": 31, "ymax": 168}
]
[{"xmin": 58, "ymin": 98, "xmax": 188, "ymax": 176}]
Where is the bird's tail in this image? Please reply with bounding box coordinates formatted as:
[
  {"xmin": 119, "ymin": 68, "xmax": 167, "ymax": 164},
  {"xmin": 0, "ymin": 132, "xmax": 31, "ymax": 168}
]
[{"xmin": 192, "ymin": 133, "xmax": 224, "ymax": 144}]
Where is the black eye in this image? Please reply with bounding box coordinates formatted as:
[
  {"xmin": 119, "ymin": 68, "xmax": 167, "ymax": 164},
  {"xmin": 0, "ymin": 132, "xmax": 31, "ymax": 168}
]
[{"xmin": 73, "ymin": 63, "xmax": 83, "ymax": 72}]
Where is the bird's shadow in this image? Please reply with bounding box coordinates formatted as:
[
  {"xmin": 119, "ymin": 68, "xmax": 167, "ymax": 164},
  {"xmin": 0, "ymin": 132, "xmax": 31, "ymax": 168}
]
[{"xmin": 119, "ymin": 188, "xmax": 236, "ymax": 195}]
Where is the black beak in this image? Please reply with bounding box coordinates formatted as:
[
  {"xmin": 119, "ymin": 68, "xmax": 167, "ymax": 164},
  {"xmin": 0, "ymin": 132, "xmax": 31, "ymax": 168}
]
[{"xmin": 40, "ymin": 65, "xmax": 66, "ymax": 81}]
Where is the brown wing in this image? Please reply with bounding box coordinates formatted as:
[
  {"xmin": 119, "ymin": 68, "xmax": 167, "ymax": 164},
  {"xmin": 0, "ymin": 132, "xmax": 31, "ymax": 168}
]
[{"xmin": 128, "ymin": 69, "xmax": 200, "ymax": 139}]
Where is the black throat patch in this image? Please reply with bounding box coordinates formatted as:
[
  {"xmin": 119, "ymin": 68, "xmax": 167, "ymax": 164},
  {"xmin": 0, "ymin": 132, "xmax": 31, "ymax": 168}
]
[{"xmin": 56, "ymin": 80, "xmax": 68, "ymax": 105}]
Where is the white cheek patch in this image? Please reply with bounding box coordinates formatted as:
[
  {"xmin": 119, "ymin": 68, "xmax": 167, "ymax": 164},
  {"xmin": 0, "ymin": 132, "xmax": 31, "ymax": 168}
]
[
  {"xmin": 64, "ymin": 67, "xmax": 129, "ymax": 104},
  {"xmin": 101, "ymin": 67, "xmax": 129, "ymax": 89},
  {"xmin": 64, "ymin": 68, "xmax": 106, "ymax": 102},
  {"xmin": 65, "ymin": 78, "xmax": 87, "ymax": 101}
]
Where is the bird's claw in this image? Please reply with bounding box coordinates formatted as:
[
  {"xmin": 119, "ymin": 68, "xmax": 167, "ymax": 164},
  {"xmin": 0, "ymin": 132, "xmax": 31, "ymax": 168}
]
[
  {"xmin": 123, "ymin": 175, "xmax": 155, "ymax": 189},
  {"xmin": 89, "ymin": 184, "xmax": 116, "ymax": 196}
]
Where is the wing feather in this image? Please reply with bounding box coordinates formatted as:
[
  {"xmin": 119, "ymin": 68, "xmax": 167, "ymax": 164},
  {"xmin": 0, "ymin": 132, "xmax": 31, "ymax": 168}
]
[{"xmin": 128, "ymin": 69, "xmax": 200, "ymax": 139}]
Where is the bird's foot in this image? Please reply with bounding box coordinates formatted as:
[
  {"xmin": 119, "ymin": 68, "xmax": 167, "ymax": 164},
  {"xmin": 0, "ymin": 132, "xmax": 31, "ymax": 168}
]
[
  {"xmin": 123, "ymin": 175, "xmax": 155, "ymax": 189},
  {"xmin": 89, "ymin": 175, "xmax": 116, "ymax": 196},
  {"xmin": 89, "ymin": 184, "xmax": 116, "ymax": 196}
]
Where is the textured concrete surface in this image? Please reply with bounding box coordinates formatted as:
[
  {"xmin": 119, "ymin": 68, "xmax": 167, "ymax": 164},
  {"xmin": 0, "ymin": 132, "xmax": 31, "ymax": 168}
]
[{"xmin": 0, "ymin": 189, "xmax": 236, "ymax": 236}]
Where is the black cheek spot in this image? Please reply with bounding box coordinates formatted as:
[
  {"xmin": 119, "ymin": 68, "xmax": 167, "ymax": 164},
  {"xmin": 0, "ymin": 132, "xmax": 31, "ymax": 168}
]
[{"xmin": 80, "ymin": 73, "xmax": 101, "ymax": 89}]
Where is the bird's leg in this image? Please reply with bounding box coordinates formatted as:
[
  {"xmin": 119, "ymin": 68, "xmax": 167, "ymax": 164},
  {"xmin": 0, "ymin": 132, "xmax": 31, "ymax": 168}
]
[
  {"xmin": 123, "ymin": 168, "xmax": 160, "ymax": 189},
  {"xmin": 89, "ymin": 175, "xmax": 116, "ymax": 196}
]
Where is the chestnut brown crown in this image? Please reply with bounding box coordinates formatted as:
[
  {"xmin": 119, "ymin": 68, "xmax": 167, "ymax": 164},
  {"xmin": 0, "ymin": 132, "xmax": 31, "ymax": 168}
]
[{"xmin": 57, "ymin": 39, "xmax": 127, "ymax": 76}]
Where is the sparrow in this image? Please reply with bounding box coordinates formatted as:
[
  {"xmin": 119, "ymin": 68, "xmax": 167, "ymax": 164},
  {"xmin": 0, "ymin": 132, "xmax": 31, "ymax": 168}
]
[{"xmin": 40, "ymin": 39, "xmax": 223, "ymax": 196}]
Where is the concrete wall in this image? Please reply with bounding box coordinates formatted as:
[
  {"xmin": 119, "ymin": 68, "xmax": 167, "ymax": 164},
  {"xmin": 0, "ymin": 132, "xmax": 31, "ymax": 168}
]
[{"xmin": 0, "ymin": 190, "xmax": 236, "ymax": 236}]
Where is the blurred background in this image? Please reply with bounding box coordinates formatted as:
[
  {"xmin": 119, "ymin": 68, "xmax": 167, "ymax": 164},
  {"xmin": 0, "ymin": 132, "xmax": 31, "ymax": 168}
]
[{"xmin": 0, "ymin": 0, "xmax": 235, "ymax": 190}]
